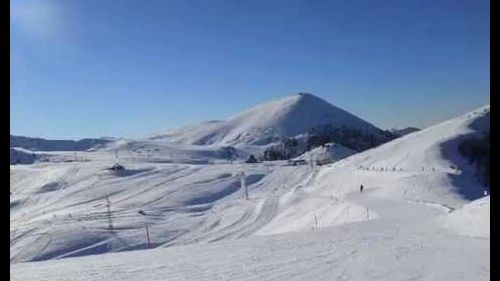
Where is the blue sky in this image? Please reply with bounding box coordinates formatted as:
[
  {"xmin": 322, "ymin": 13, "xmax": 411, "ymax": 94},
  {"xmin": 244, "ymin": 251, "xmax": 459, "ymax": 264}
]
[{"xmin": 11, "ymin": 0, "xmax": 489, "ymax": 139}]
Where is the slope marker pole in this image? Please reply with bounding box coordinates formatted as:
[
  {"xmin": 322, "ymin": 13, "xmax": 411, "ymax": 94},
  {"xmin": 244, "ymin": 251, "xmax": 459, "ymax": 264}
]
[
  {"xmin": 241, "ymin": 171, "xmax": 248, "ymax": 200},
  {"xmin": 146, "ymin": 225, "xmax": 151, "ymax": 248},
  {"xmin": 74, "ymin": 143, "xmax": 78, "ymax": 161},
  {"xmin": 106, "ymin": 197, "xmax": 113, "ymax": 232}
]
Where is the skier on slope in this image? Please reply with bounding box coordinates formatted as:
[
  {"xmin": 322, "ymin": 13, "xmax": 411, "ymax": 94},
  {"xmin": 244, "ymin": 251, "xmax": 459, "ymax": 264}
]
[{"xmin": 360, "ymin": 184, "xmax": 364, "ymax": 193}]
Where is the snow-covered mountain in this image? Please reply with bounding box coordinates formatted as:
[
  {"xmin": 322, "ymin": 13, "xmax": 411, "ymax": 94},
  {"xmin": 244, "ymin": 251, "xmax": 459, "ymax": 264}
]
[{"xmin": 152, "ymin": 93, "xmax": 384, "ymax": 145}]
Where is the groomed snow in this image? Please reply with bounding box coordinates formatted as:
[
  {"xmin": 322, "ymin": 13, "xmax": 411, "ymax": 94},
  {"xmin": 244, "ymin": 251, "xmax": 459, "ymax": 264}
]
[{"xmin": 11, "ymin": 219, "xmax": 489, "ymax": 281}]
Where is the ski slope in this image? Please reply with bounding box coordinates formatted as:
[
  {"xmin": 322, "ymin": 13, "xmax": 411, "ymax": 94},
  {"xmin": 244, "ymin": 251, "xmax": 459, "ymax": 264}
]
[
  {"xmin": 11, "ymin": 199, "xmax": 489, "ymax": 281},
  {"xmin": 10, "ymin": 105, "xmax": 489, "ymax": 280},
  {"xmin": 10, "ymin": 152, "xmax": 320, "ymax": 263},
  {"xmin": 258, "ymin": 105, "xmax": 489, "ymax": 235}
]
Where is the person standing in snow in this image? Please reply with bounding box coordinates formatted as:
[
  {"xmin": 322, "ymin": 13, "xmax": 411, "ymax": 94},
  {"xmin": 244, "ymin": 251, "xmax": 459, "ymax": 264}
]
[{"xmin": 360, "ymin": 185, "xmax": 364, "ymax": 193}]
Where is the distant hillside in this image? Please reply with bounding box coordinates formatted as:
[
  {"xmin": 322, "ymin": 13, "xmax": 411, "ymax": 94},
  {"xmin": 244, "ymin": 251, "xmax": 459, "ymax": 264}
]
[
  {"xmin": 10, "ymin": 135, "xmax": 115, "ymax": 152},
  {"xmin": 10, "ymin": 148, "xmax": 38, "ymax": 165}
]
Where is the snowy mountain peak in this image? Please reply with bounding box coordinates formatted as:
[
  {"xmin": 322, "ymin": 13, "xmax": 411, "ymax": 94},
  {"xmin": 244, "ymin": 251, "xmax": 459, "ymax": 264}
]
[{"xmin": 154, "ymin": 93, "xmax": 382, "ymax": 145}]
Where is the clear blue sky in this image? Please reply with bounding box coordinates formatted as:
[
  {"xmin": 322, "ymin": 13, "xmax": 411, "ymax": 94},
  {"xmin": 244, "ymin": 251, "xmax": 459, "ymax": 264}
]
[{"xmin": 11, "ymin": 0, "xmax": 489, "ymax": 139}]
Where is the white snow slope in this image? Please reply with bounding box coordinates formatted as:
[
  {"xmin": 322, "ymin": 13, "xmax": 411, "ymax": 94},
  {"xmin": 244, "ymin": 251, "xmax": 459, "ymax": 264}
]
[
  {"xmin": 10, "ymin": 105, "xmax": 489, "ymax": 281},
  {"xmin": 152, "ymin": 93, "xmax": 382, "ymax": 145},
  {"xmin": 439, "ymin": 195, "xmax": 490, "ymax": 238}
]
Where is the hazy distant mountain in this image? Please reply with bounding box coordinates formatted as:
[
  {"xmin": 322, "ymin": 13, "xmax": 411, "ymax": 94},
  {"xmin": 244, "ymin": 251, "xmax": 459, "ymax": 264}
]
[
  {"xmin": 390, "ymin": 127, "xmax": 420, "ymax": 137},
  {"xmin": 10, "ymin": 135, "xmax": 115, "ymax": 152}
]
